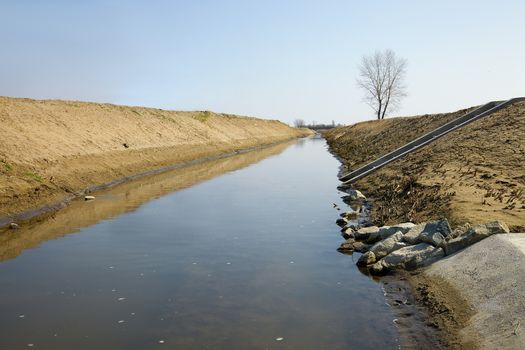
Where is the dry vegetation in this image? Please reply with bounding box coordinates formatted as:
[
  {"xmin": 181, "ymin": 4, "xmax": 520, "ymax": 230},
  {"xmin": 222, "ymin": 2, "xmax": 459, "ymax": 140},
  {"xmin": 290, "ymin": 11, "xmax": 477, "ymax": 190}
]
[
  {"xmin": 325, "ymin": 102, "xmax": 525, "ymax": 230},
  {"xmin": 0, "ymin": 97, "xmax": 311, "ymax": 220}
]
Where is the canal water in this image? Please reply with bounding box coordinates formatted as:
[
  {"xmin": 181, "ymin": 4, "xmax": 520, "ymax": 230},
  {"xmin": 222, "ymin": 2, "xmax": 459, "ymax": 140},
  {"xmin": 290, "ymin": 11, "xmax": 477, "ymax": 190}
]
[{"xmin": 0, "ymin": 138, "xmax": 398, "ymax": 349}]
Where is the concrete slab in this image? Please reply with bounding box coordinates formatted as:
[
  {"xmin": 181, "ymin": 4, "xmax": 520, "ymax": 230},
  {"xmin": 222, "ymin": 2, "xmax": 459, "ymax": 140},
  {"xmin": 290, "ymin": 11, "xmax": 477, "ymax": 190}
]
[{"xmin": 423, "ymin": 233, "xmax": 525, "ymax": 349}]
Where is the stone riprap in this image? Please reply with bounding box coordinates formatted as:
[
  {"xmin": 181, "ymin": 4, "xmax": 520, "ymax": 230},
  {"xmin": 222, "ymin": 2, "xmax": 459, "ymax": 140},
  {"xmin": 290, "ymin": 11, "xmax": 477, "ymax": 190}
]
[{"xmin": 337, "ymin": 218, "xmax": 510, "ymax": 275}]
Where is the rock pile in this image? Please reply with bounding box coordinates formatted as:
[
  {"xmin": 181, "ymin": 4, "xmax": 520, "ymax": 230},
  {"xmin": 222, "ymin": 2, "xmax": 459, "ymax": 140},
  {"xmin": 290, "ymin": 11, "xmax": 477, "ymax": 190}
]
[{"xmin": 337, "ymin": 217, "xmax": 509, "ymax": 275}]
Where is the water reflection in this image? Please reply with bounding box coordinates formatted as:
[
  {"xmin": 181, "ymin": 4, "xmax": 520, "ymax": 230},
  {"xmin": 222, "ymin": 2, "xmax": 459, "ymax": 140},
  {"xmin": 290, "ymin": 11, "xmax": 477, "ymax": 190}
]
[{"xmin": 0, "ymin": 142, "xmax": 292, "ymax": 262}]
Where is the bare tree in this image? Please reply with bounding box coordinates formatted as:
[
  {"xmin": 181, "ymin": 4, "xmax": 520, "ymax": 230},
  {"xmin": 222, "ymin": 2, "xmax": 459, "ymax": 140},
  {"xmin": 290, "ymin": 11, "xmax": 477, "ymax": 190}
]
[
  {"xmin": 357, "ymin": 49, "xmax": 407, "ymax": 120},
  {"xmin": 293, "ymin": 119, "xmax": 305, "ymax": 128}
]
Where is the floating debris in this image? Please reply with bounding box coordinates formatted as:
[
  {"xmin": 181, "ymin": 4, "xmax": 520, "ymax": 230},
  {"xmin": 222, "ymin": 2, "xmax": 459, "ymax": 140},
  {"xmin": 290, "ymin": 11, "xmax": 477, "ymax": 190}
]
[
  {"xmin": 117, "ymin": 297, "xmax": 126, "ymax": 301},
  {"xmin": 159, "ymin": 340, "xmax": 165, "ymax": 344},
  {"xmin": 9, "ymin": 222, "xmax": 19, "ymax": 230},
  {"xmin": 276, "ymin": 337, "xmax": 284, "ymax": 341},
  {"xmin": 117, "ymin": 320, "xmax": 125, "ymax": 324},
  {"xmin": 226, "ymin": 262, "xmax": 231, "ymax": 265},
  {"xmin": 18, "ymin": 314, "xmax": 25, "ymax": 318},
  {"xmin": 84, "ymin": 195, "xmax": 95, "ymax": 201}
]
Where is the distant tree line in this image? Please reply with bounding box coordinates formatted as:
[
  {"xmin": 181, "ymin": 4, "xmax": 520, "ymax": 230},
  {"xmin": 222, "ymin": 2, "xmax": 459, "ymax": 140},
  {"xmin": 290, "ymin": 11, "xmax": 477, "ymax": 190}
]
[{"xmin": 293, "ymin": 119, "xmax": 341, "ymax": 130}]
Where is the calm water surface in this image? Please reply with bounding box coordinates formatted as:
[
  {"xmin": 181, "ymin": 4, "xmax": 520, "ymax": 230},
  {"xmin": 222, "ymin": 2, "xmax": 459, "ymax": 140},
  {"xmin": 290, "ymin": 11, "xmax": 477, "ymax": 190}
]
[{"xmin": 0, "ymin": 138, "xmax": 398, "ymax": 349}]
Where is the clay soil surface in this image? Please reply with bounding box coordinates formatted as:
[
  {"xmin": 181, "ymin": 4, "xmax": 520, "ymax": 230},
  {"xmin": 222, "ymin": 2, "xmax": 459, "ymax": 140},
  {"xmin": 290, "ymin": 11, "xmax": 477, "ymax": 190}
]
[
  {"xmin": 0, "ymin": 97, "xmax": 311, "ymax": 224},
  {"xmin": 325, "ymin": 101, "xmax": 525, "ymax": 230}
]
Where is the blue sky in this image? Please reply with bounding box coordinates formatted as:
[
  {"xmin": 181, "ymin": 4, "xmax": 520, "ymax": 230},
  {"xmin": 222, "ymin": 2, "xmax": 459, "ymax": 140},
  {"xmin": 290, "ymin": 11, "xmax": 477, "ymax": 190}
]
[{"xmin": 1, "ymin": 0, "xmax": 524, "ymax": 124}]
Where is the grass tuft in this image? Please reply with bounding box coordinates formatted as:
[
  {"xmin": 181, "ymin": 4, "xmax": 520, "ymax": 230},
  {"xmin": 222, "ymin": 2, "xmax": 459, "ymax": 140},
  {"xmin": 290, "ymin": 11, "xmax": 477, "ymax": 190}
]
[
  {"xmin": 193, "ymin": 111, "xmax": 212, "ymax": 123},
  {"xmin": 24, "ymin": 171, "xmax": 44, "ymax": 183}
]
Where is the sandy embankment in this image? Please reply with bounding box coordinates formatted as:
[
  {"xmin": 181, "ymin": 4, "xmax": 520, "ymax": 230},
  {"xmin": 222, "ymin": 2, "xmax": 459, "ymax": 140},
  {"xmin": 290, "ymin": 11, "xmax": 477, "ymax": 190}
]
[
  {"xmin": 0, "ymin": 97, "xmax": 311, "ymax": 226},
  {"xmin": 325, "ymin": 101, "xmax": 525, "ymax": 229},
  {"xmin": 325, "ymin": 102, "xmax": 525, "ymax": 348}
]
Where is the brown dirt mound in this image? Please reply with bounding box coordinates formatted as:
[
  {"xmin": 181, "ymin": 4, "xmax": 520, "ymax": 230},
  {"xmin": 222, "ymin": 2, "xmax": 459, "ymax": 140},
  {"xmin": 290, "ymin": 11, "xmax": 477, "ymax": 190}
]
[
  {"xmin": 325, "ymin": 102, "xmax": 525, "ymax": 229},
  {"xmin": 0, "ymin": 97, "xmax": 311, "ymax": 221}
]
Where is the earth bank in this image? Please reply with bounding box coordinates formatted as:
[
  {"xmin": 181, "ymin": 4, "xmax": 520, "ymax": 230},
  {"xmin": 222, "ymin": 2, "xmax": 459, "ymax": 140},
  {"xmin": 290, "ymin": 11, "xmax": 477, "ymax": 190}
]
[
  {"xmin": 324, "ymin": 101, "xmax": 525, "ymax": 229},
  {"xmin": 0, "ymin": 96, "xmax": 311, "ymax": 226}
]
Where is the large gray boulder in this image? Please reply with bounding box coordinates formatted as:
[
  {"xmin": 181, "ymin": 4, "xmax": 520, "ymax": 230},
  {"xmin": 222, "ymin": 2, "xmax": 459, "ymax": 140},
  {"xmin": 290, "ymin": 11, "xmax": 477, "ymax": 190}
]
[
  {"xmin": 403, "ymin": 219, "xmax": 452, "ymax": 245},
  {"xmin": 370, "ymin": 243, "xmax": 445, "ymax": 275},
  {"xmin": 366, "ymin": 222, "xmax": 415, "ymax": 243},
  {"xmin": 369, "ymin": 232, "xmax": 406, "ymax": 260},
  {"xmin": 444, "ymin": 220, "xmax": 509, "ymax": 255},
  {"xmin": 354, "ymin": 226, "xmax": 380, "ymax": 241}
]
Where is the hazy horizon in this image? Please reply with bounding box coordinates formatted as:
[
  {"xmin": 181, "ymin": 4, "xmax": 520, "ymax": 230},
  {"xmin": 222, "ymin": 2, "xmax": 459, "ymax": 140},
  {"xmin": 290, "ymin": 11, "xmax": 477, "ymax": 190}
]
[{"xmin": 1, "ymin": 0, "xmax": 523, "ymax": 125}]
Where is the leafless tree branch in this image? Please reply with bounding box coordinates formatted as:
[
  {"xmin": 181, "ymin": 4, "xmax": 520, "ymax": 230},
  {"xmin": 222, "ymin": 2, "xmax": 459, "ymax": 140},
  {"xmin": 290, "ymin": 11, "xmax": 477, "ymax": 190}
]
[{"xmin": 357, "ymin": 49, "xmax": 407, "ymax": 119}]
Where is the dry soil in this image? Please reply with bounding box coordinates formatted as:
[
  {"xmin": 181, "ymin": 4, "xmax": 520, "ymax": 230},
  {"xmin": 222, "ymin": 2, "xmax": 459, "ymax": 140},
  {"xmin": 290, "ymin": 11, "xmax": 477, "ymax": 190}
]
[{"xmin": 325, "ymin": 102, "xmax": 525, "ymax": 230}]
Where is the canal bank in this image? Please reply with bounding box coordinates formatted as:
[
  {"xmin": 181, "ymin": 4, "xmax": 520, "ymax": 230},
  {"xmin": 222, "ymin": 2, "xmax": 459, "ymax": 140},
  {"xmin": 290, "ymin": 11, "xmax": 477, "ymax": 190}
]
[
  {"xmin": 0, "ymin": 97, "xmax": 311, "ymax": 228},
  {"xmin": 0, "ymin": 138, "xmax": 401, "ymax": 349}
]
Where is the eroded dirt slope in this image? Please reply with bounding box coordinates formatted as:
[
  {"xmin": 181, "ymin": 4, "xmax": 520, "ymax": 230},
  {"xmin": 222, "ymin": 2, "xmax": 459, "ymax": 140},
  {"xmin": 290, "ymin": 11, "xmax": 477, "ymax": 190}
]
[{"xmin": 325, "ymin": 102, "xmax": 525, "ymax": 229}]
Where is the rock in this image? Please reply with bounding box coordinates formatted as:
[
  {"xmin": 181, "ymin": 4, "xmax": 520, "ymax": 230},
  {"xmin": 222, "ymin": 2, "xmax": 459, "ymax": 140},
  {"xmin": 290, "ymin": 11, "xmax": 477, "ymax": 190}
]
[
  {"xmin": 447, "ymin": 223, "xmax": 472, "ymax": 240},
  {"xmin": 392, "ymin": 241, "xmax": 409, "ymax": 251},
  {"xmin": 337, "ymin": 239, "xmax": 356, "ymax": 252},
  {"xmin": 9, "ymin": 222, "xmax": 19, "ymax": 229},
  {"xmin": 381, "ymin": 223, "xmax": 415, "ymax": 237},
  {"xmin": 341, "ymin": 227, "xmax": 355, "ymax": 240},
  {"xmin": 354, "ymin": 226, "xmax": 380, "ymax": 241},
  {"xmin": 336, "ymin": 217, "xmax": 348, "ymax": 227},
  {"xmin": 340, "ymin": 211, "xmax": 358, "ymax": 220},
  {"xmin": 419, "ymin": 231, "xmax": 445, "ymax": 248},
  {"xmin": 403, "ymin": 224, "xmax": 425, "ymax": 244},
  {"xmin": 403, "ymin": 219, "xmax": 452, "ymax": 245},
  {"xmin": 340, "ymin": 189, "xmax": 366, "ymax": 201},
  {"xmin": 370, "ymin": 243, "xmax": 445, "ymax": 275},
  {"xmin": 369, "ymin": 261, "xmax": 387, "ymax": 275},
  {"xmin": 84, "ymin": 195, "xmax": 95, "ymax": 201},
  {"xmin": 357, "ymin": 251, "xmax": 376, "ymax": 267},
  {"xmin": 367, "ymin": 223, "xmax": 415, "ymax": 243},
  {"xmin": 342, "ymin": 223, "xmax": 362, "ymax": 232},
  {"xmin": 481, "ymin": 220, "xmax": 510, "ymax": 234},
  {"xmin": 352, "ymin": 241, "xmax": 371, "ymax": 253},
  {"xmin": 444, "ymin": 220, "xmax": 509, "ymax": 255},
  {"xmin": 369, "ymin": 232, "xmax": 406, "ymax": 260}
]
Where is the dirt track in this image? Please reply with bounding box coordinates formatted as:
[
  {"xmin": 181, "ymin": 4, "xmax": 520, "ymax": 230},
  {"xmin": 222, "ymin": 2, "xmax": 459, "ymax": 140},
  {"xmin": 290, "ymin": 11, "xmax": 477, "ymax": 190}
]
[
  {"xmin": 0, "ymin": 97, "xmax": 311, "ymax": 223},
  {"xmin": 325, "ymin": 102, "xmax": 525, "ymax": 230}
]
